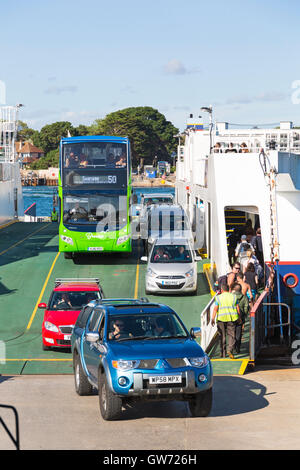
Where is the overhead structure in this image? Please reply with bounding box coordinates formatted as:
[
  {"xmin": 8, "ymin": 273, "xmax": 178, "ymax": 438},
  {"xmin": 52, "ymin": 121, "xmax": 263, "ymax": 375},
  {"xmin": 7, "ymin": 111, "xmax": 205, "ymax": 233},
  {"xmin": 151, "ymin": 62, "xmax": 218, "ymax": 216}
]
[{"xmin": 0, "ymin": 105, "xmax": 22, "ymax": 162}]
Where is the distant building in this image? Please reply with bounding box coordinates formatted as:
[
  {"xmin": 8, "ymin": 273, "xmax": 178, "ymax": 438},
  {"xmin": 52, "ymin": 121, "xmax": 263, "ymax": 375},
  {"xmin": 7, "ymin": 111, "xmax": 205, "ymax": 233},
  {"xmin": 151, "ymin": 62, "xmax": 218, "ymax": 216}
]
[{"xmin": 16, "ymin": 141, "xmax": 44, "ymax": 167}]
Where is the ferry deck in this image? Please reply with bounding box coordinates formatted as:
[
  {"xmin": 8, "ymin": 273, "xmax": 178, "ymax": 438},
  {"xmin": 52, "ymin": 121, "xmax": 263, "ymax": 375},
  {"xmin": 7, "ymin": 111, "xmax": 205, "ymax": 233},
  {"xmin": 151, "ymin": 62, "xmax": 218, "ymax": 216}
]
[{"xmin": 0, "ymin": 221, "xmax": 251, "ymax": 377}]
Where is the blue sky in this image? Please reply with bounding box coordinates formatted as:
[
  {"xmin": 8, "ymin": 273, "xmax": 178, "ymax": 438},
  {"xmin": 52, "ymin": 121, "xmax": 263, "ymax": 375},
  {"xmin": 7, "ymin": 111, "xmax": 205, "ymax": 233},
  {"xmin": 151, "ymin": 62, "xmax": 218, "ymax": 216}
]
[{"xmin": 2, "ymin": 0, "xmax": 300, "ymax": 131}]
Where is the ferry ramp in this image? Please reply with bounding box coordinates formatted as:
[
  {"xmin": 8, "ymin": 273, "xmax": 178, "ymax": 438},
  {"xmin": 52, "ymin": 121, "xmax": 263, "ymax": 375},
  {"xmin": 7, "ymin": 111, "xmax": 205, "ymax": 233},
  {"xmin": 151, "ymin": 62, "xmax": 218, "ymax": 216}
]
[{"xmin": 0, "ymin": 222, "xmax": 248, "ymax": 376}]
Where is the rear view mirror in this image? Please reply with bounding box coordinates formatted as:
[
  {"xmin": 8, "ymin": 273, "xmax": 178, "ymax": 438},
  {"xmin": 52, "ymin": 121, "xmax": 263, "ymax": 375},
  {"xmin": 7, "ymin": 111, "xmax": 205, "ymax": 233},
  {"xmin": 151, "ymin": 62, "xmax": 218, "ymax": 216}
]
[
  {"xmin": 38, "ymin": 303, "xmax": 47, "ymax": 309},
  {"xmin": 195, "ymin": 256, "xmax": 202, "ymax": 262},
  {"xmin": 140, "ymin": 256, "xmax": 148, "ymax": 262}
]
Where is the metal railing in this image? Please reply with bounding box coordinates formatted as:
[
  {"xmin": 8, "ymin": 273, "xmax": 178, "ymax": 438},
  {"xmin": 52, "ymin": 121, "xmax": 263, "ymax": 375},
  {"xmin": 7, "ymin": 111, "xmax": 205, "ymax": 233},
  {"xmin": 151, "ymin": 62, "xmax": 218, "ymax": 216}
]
[
  {"xmin": 200, "ymin": 294, "xmax": 218, "ymax": 352},
  {"xmin": 0, "ymin": 404, "xmax": 20, "ymax": 450},
  {"xmin": 249, "ymin": 289, "xmax": 292, "ymax": 361}
]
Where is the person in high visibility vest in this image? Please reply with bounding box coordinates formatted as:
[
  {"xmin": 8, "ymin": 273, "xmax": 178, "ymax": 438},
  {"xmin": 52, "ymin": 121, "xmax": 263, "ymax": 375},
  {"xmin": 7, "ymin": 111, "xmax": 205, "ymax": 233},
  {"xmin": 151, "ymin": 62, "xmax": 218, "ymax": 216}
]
[
  {"xmin": 51, "ymin": 207, "xmax": 58, "ymax": 222},
  {"xmin": 211, "ymin": 283, "xmax": 241, "ymax": 359}
]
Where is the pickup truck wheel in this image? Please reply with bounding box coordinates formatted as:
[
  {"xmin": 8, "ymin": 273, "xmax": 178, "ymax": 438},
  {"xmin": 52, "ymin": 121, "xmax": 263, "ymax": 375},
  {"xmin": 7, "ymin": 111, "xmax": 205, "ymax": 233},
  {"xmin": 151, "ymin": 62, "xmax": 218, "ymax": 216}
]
[
  {"xmin": 64, "ymin": 252, "xmax": 73, "ymax": 259},
  {"xmin": 98, "ymin": 373, "xmax": 122, "ymax": 421},
  {"xmin": 74, "ymin": 353, "xmax": 93, "ymax": 396},
  {"xmin": 188, "ymin": 388, "xmax": 212, "ymax": 417}
]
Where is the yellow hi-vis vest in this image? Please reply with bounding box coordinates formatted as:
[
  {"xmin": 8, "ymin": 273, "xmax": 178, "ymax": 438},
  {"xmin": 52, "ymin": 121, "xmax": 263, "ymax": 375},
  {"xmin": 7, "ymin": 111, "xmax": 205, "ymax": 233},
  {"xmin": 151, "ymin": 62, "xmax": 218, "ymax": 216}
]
[
  {"xmin": 51, "ymin": 211, "xmax": 58, "ymax": 221},
  {"xmin": 215, "ymin": 292, "xmax": 239, "ymax": 322}
]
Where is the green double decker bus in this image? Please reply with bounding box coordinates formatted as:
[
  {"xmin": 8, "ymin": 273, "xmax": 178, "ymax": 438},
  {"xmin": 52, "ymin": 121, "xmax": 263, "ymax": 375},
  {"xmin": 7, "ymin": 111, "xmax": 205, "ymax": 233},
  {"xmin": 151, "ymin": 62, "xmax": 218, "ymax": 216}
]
[{"xmin": 58, "ymin": 136, "xmax": 131, "ymax": 258}]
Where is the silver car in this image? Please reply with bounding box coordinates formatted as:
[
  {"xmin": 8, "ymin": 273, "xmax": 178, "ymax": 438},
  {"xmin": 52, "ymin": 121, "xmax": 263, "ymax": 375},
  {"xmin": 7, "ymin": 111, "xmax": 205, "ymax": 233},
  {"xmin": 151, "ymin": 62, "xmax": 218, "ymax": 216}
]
[{"xmin": 141, "ymin": 238, "xmax": 201, "ymax": 295}]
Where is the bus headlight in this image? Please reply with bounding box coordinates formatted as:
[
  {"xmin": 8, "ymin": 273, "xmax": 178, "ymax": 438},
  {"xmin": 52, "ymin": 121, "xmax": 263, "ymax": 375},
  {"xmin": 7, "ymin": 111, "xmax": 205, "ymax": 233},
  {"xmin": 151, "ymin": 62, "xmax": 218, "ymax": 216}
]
[
  {"xmin": 117, "ymin": 235, "xmax": 130, "ymax": 245},
  {"xmin": 60, "ymin": 235, "xmax": 74, "ymax": 245}
]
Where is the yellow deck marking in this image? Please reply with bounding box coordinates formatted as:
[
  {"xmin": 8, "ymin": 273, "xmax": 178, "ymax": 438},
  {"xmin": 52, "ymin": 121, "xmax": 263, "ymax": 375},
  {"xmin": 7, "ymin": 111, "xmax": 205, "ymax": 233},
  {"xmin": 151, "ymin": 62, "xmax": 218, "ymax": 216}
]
[
  {"xmin": 238, "ymin": 359, "xmax": 250, "ymax": 375},
  {"xmin": 26, "ymin": 251, "xmax": 60, "ymax": 330},
  {"xmin": 0, "ymin": 223, "xmax": 51, "ymax": 256},
  {"xmin": 211, "ymin": 358, "xmax": 250, "ymax": 375},
  {"xmin": 134, "ymin": 262, "xmax": 140, "ymax": 299},
  {"xmin": 0, "ymin": 220, "xmax": 18, "ymax": 230},
  {"xmin": 1, "ymin": 358, "xmax": 72, "ymax": 362}
]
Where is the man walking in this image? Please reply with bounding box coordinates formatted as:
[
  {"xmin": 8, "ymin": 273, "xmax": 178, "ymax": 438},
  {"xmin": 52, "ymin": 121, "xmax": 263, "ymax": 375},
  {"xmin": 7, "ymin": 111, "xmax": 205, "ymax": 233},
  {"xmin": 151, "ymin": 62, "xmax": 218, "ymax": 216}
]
[{"xmin": 211, "ymin": 283, "xmax": 241, "ymax": 359}]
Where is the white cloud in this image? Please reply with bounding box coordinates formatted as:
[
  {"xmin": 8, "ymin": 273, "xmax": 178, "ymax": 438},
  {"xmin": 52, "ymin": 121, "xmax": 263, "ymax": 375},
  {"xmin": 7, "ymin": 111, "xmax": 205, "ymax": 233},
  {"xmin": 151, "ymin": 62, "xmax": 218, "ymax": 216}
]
[
  {"xmin": 163, "ymin": 59, "xmax": 187, "ymax": 75},
  {"xmin": 163, "ymin": 59, "xmax": 201, "ymax": 76}
]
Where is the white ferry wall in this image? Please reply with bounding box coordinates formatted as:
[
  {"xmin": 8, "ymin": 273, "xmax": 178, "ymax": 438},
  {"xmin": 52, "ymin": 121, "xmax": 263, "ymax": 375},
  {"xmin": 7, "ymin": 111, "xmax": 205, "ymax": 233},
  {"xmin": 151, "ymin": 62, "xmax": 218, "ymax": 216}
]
[
  {"xmin": 176, "ymin": 128, "xmax": 300, "ymax": 298},
  {"xmin": 0, "ymin": 162, "xmax": 24, "ymax": 224}
]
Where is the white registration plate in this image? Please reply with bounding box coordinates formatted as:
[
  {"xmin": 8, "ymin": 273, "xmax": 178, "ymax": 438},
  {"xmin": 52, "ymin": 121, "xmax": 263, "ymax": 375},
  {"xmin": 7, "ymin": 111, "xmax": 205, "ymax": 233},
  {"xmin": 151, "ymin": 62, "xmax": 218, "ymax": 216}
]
[
  {"xmin": 148, "ymin": 375, "xmax": 182, "ymax": 384},
  {"xmin": 64, "ymin": 335, "xmax": 71, "ymax": 341},
  {"xmin": 161, "ymin": 280, "xmax": 180, "ymax": 286},
  {"xmin": 88, "ymin": 247, "xmax": 104, "ymax": 251}
]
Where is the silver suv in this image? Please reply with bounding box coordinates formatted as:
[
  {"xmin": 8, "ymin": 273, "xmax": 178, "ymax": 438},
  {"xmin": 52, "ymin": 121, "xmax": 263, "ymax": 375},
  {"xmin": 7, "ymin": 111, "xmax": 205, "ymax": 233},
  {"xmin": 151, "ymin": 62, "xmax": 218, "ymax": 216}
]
[{"xmin": 141, "ymin": 238, "xmax": 201, "ymax": 295}]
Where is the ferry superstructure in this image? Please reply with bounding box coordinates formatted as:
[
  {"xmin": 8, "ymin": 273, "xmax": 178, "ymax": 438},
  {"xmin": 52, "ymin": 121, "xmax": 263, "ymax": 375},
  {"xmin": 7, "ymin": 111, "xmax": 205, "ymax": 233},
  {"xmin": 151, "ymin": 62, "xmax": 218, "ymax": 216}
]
[
  {"xmin": 175, "ymin": 115, "xmax": 300, "ymax": 358},
  {"xmin": 0, "ymin": 105, "xmax": 24, "ymax": 225}
]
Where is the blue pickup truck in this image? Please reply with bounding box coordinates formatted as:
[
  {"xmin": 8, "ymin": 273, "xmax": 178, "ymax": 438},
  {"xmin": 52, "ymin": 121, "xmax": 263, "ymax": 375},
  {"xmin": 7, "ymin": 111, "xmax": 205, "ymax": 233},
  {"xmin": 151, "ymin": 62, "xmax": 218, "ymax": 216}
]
[{"xmin": 71, "ymin": 298, "xmax": 213, "ymax": 420}]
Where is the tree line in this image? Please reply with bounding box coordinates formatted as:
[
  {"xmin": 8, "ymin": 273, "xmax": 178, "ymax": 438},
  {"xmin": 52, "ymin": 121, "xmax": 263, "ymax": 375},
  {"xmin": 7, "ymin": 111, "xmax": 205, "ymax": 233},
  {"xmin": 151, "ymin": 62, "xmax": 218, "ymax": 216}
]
[{"xmin": 18, "ymin": 107, "xmax": 179, "ymax": 170}]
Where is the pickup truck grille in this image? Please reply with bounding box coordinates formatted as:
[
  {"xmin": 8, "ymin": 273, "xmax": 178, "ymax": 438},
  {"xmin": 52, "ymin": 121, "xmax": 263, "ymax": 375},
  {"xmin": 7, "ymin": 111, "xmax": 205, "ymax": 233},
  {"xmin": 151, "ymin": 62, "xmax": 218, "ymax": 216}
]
[{"xmin": 138, "ymin": 358, "xmax": 187, "ymax": 369}]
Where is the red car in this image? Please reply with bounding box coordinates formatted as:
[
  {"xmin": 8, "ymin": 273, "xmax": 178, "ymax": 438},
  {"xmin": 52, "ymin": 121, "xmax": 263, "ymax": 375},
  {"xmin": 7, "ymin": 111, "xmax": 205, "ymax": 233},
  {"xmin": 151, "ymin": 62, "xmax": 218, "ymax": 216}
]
[{"xmin": 39, "ymin": 278, "xmax": 104, "ymax": 350}]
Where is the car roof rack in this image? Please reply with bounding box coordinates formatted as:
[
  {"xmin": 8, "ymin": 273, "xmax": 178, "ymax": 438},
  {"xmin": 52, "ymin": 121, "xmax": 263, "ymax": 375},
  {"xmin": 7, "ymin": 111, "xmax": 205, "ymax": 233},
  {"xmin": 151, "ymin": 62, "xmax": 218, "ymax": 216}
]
[
  {"xmin": 55, "ymin": 278, "xmax": 100, "ymax": 287},
  {"xmin": 97, "ymin": 298, "xmax": 150, "ymax": 304}
]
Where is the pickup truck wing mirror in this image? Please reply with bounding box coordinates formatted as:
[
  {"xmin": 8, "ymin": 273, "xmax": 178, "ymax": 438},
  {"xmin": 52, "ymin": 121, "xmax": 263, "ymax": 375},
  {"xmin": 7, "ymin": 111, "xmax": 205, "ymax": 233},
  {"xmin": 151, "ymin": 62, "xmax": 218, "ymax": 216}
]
[{"xmin": 85, "ymin": 332, "xmax": 100, "ymax": 343}]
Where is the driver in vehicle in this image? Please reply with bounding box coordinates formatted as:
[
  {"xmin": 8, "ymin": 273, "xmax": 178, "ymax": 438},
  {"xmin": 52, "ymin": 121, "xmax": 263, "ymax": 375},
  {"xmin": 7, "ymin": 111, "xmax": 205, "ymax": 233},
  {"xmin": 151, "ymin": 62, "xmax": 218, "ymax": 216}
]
[
  {"xmin": 109, "ymin": 319, "xmax": 132, "ymax": 340},
  {"xmin": 53, "ymin": 293, "xmax": 73, "ymax": 310},
  {"xmin": 68, "ymin": 203, "xmax": 88, "ymax": 220},
  {"xmin": 153, "ymin": 247, "xmax": 169, "ymax": 261}
]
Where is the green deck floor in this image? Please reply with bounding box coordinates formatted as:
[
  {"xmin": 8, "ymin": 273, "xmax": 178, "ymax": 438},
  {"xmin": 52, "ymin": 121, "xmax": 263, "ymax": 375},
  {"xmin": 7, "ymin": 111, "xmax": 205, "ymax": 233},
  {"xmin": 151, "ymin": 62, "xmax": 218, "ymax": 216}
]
[{"xmin": 0, "ymin": 222, "xmax": 250, "ymax": 375}]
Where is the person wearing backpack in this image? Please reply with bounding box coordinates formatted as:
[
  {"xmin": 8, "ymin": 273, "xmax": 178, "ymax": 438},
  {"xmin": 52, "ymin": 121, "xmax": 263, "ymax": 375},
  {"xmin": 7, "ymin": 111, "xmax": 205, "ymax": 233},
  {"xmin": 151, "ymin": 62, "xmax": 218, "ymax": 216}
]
[{"xmin": 235, "ymin": 235, "xmax": 254, "ymax": 263}]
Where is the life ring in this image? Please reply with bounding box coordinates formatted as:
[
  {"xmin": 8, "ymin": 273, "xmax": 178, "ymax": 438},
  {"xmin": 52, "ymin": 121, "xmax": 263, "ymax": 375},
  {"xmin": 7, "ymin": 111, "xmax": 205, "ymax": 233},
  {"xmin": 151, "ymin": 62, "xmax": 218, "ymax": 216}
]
[{"xmin": 283, "ymin": 273, "xmax": 298, "ymax": 289}]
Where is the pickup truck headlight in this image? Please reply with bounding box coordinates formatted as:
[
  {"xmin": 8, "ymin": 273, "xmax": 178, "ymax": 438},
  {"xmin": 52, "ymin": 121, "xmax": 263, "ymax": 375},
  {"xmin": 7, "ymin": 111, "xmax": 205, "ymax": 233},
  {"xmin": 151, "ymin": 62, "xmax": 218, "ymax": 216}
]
[
  {"xmin": 188, "ymin": 356, "xmax": 209, "ymax": 367},
  {"xmin": 112, "ymin": 359, "xmax": 140, "ymax": 371},
  {"xmin": 60, "ymin": 235, "xmax": 74, "ymax": 245},
  {"xmin": 44, "ymin": 321, "xmax": 59, "ymax": 333}
]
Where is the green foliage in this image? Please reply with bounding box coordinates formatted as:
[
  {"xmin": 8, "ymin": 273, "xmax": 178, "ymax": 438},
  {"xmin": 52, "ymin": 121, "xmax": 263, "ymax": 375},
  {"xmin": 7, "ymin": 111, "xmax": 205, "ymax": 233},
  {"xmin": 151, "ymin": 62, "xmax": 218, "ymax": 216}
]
[
  {"xmin": 20, "ymin": 107, "xmax": 179, "ymax": 168},
  {"xmin": 74, "ymin": 124, "xmax": 89, "ymax": 136},
  {"xmin": 36, "ymin": 121, "xmax": 74, "ymax": 154},
  {"xmin": 89, "ymin": 107, "xmax": 179, "ymax": 166},
  {"xmin": 17, "ymin": 121, "xmax": 36, "ymax": 141}
]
